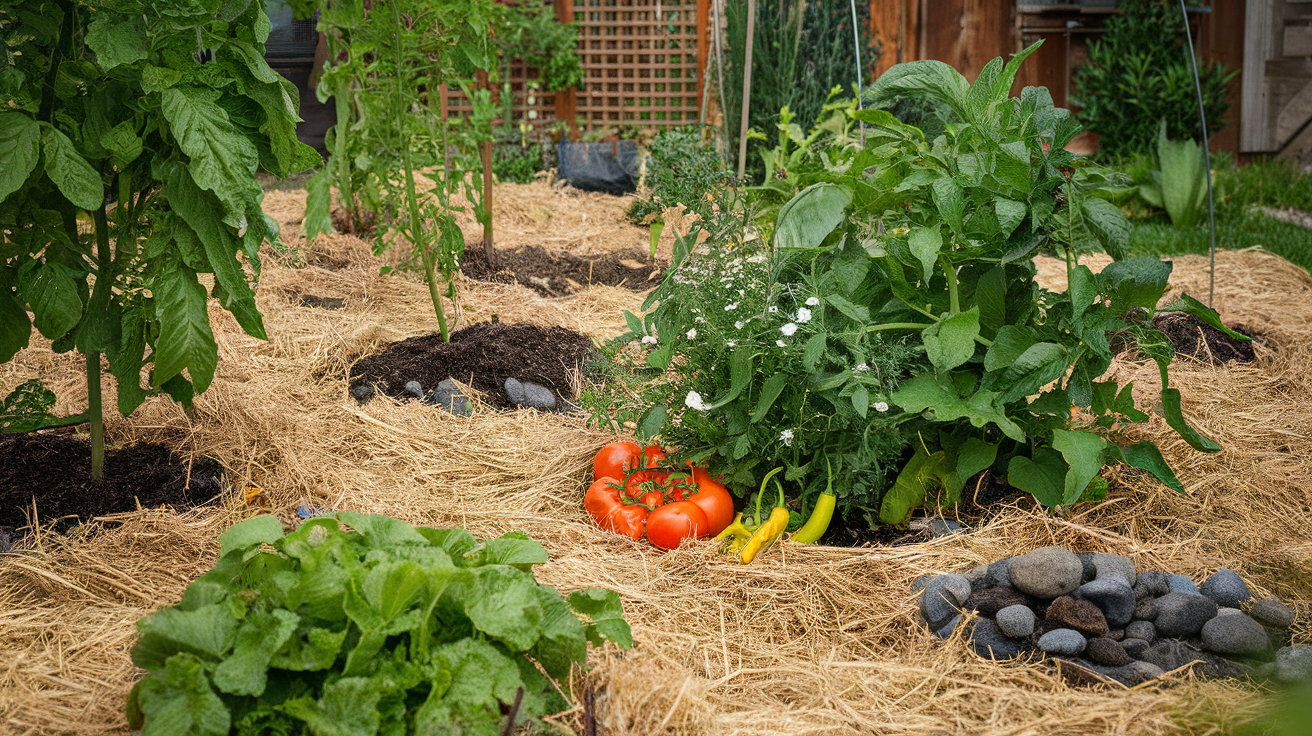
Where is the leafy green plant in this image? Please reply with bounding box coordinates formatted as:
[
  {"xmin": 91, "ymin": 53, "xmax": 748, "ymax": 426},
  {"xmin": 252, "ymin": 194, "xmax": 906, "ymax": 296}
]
[
  {"xmin": 617, "ymin": 43, "xmax": 1231, "ymax": 528},
  {"xmin": 0, "ymin": 380, "xmax": 86, "ymax": 434},
  {"xmin": 627, "ymin": 127, "xmax": 733, "ymax": 232},
  {"xmin": 302, "ymin": 0, "xmax": 499, "ymax": 342},
  {"xmin": 1139, "ymin": 121, "xmax": 1208, "ymax": 228},
  {"xmin": 493, "ymin": 141, "xmax": 544, "ymax": 184},
  {"xmin": 1072, "ymin": 0, "xmax": 1234, "ymax": 159},
  {"xmin": 498, "ymin": 0, "xmax": 584, "ymax": 94},
  {"xmin": 0, "ymin": 0, "xmax": 318, "ymax": 475},
  {"xmin": 127, "ymin": 513, "xmax": 631, "ymax": 736}
]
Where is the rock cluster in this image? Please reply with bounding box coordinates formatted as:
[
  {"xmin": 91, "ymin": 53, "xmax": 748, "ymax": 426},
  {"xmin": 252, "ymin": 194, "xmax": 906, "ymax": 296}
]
[{"xmin": 916, "ymin": 547, "xmax": 1306, "ymax": 686}]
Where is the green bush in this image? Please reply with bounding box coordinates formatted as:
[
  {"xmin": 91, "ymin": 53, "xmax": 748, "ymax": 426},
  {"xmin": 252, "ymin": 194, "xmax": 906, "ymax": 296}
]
[
  {"xmin": 493, "ymin": 143, "xmax": 544, "ymax": 185},
  {"xmin": 1073, "ymin": 0, "xmax": 1234, "ymax": 159},
  {"xmin": 613, "ymin": 43, "xmax": 1233, "ymax": 529},
  {"xmin": 127, "ymin": 514, "xmax": 631, "ymax": 736},
  {"xmin": 627, "ymin": 127, "xmax": 732, "ymax": 225}
]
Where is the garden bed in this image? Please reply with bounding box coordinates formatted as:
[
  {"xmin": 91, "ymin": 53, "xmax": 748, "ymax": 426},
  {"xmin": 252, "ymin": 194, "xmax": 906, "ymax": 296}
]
[
  {"xmin": 461, "ymin": 244, "xmax": 665, "ymax": 296},
  {"xmin": 1, "ymin": 175, "xmax": 1309, "ymax": 735}
]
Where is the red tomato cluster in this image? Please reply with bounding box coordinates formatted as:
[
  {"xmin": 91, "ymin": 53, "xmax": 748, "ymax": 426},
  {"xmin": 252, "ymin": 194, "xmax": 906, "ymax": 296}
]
[{"xmin": 585, "ymin": 442, "xmax": 734, "ymax": 549}]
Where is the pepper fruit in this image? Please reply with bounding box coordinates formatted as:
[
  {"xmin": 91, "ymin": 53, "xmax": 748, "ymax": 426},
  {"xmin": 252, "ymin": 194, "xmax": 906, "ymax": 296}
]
[
  {"xmin": 739, "ymin": 467, "xmax": 789, "ymax": 564},
  {"xmin": 791, "ymin": 456, "xmax": 835, "ymax": 544}
]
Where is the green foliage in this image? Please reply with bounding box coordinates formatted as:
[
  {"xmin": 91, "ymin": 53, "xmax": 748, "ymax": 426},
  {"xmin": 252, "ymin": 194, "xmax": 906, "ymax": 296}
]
[
  {"xmin": 127, "ymin": 514, "xmax": 631, "ymax": 736},
  {"xmin": 1072, "ymin": 0, "xmax": 1234, "ymax": 159},
  {"xmin": 1138, "ymin": 121, "xmax": 1208, "ymax": 228},
  {"xmin": 723, "ymin": 0, "xmax": 878, "ymax": 181},
  {"xmin": 0, "ymin": 1, "xmax": 314, "ymax": 449},
  {"xmin": 498, "ymin": 1, "xmax": 584, "ymax": 93},
  {"xmin": 627, "ymin": 127, "xmax": 733, "ymax": 225},
  {"xmin": 0, "ymin": 379, "xmax": 87, "ymax": 433},
  {"xmin": 492, "ymin": 142, "xmax": 544, "ymax": 185},
  {"xmin": 614, "ymin": 43, "xmax": 1224, "ymax": 527}
]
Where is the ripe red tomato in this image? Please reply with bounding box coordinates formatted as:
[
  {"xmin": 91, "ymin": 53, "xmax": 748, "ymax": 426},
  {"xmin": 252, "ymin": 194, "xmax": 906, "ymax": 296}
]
[
  {"xmin": 645, "ymin": 501, "xmax": 708, "ymax": 550},
  {"xmin": 583, "ymin": 477, "xmax": 648, "ymax": 540},
  {"xmin": 666, "ymin": 465, "xmax": 733, "ymax": 537},
  {"xmin": 593, "ymin": 442, "xmax": 642, "ymax": 481}
]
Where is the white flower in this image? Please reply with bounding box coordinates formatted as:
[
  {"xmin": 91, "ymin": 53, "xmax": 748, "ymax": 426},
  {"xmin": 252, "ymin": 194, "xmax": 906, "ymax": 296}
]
[
  {"xmin": 725, "ymin": 302, "xmax": 739, "ymax": 311},
  {"xmin": 695, "ymin": 316, "xmax": 704, "ymax": 323},
  {"xmin": 776, "ymin": 339, "xmax": 786, "ymax": 347},
  {"xmin": 641, "ymin": 335, "xmax": 658, "ymax": 345},
  {"xmin": 796, "ymin": 307, "xmax": 812, "ymax": 323},
  {"xmin": 768, "ymin": 305, "xmax": 779, "ymax": 314},
  {"xmin": 805, "ymin": 296, "xmax": 820, "ymax": 306},
  {"xmin": 780, "ymin": 323, "xmax": 798, "ymax": 336},
  {"xmin": 686, "ymin": 328, "xmax": 698, "ymax": 339},
  {"xmin": 727, "ymin": 340, "xmax": 736, "ymax": 347},
  {"xmin": 734, "ymin": 321, "xmax": 744, "ymax": 329},
  {"xmin": 855, "ymin": 363, "xmax": 870, "ymax": 372},
  {"xmin": 685, "ymin": 391, "xmax": 710, "ymax": 411},
  {"xmin": 874, "ymin": 401, "xmax": 890, "ymax": 412},
  {"xmin": 780, "ymin": 429, "xmax": 794, "ymax": 446}
]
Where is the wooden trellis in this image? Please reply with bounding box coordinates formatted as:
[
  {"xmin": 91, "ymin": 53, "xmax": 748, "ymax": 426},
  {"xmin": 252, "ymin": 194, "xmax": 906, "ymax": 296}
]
[{"xmin": 439, "ymin": 0, "xmax": 709, "ymax": 135}]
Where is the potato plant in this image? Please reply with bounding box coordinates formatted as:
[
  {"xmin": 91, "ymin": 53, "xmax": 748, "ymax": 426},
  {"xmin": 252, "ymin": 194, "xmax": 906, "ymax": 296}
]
[{"xmin": 0, "ymin": 0, "xmax": 318, "ymax": 476}]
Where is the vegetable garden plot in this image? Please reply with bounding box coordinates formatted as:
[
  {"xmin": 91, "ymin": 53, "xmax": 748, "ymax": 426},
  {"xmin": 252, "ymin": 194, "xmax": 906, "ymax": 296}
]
[{"xmin": 1, "ymin": 176, "xmax": 1311, "ymax": 736}]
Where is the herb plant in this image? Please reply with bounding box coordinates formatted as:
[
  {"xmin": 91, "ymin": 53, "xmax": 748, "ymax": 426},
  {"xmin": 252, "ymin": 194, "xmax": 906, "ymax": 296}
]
[
  {"xmin": 0, "ymin": 0, "xmax": 318, "ymax": 476},
  {"xmin": 1072, "ymin": 0, "xmax": 1234, "ymax": 159},
  {"xmin": 627, "ymin": 127, "xmax": 733, "ymax": 226},
  {"xmin": 620, "ymin": 43, "xmax": 1232, "ymax": 528},
  {"xmin": 127, "ymin": 513, "xmax": 631, "ymax": 736}
]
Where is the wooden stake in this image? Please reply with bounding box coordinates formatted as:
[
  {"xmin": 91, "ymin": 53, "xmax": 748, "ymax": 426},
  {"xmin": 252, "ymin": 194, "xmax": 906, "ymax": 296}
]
[
  {"xmin": 476, "ymin": 68, "xmax": 495, "ymax": 263},
  {"xmin": 736, "ymin": 0, "xmax": 756, "ymax": 179}
]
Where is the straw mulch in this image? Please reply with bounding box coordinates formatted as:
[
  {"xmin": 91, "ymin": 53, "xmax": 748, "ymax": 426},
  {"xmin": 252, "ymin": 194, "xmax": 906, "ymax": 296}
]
[{"xmin": 1, "ymin": 180, "xmax": 1308, "ymax": 735}]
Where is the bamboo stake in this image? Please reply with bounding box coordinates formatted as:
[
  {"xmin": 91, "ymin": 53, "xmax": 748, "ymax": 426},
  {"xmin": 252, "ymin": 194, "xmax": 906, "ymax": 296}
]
[{"xmin": 736, "ymin": 0, "xmax": 756, "ymax": 179}]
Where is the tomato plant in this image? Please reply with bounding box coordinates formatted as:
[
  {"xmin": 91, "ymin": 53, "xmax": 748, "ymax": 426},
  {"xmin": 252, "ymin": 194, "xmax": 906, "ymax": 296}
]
[{"xmin": 0, "ymin": 0, "xmax": 318, "ymax": 476}]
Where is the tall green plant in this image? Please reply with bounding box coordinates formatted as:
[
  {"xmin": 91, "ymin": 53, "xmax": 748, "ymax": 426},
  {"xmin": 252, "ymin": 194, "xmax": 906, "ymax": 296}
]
[
  {"xmin": 1139, "ymin": 120, "xmax": 1208, "ymax": 228},
  {"xmin": 0, "ymin": 0, "xmax": 317, "ymax": 476},
  {"xmin": 1073, "ymin": 0, "xmax": 1234, "ymax": 159}
]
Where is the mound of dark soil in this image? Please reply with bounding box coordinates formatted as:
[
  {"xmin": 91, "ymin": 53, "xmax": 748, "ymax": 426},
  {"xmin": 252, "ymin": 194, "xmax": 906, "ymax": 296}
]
[
  {"xmin": 349, "ymin": 322, "xmax": 593, "ymax": 408},
  {"xmin": 462, "ymin": 244, "xmax": 665, "ymax": 296},
  {"xmin": 0, "ymin": 434, "xmax": 225, "ymax": 532},
  {"xmin": 1152, "ymin": 312, "xmax": 1258, "ymax": 364}
]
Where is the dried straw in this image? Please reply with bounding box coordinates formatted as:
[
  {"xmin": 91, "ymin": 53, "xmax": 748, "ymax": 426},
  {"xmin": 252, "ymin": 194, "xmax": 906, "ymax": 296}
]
[{"xmin": 1, "ymin": 189, "xmax": 1308, "ymax": 735}]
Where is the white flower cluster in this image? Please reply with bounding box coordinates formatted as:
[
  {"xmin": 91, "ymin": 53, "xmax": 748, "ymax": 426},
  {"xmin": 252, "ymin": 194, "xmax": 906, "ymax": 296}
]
[
  {"xmin": 685, "ymin": 390, "xmax": 710, "ymax": 411},
  {"xmin": 780, "ymin": 429, "xmax": 794, "ymax": 446}
]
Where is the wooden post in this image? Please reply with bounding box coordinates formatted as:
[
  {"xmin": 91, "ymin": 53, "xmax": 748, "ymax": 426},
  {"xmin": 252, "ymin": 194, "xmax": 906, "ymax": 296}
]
[
  {"xmin": 697, "ymin": 0, "xmax": 710, "ymax": 124},
  {"xmin": 554, "ymin": 0, "xmax": 579, "ymax": 140},
  {"xmin": 476, "ymin": 68, "xmax": 494, "ymax": 262},
  {"xmin": 736, "ymin": 0, "xmax": 756, "ymax": 179}
]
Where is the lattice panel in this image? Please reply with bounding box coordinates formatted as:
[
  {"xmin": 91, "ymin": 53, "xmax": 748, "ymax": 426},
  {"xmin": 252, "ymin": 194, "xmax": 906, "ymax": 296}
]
[
  {"xmin": 574, "ymin": 0, "xmax": 706, "ymax": 130},
  {"xmin": 440, "ymin": 62, "xmax": 561, "ymax": 138}
]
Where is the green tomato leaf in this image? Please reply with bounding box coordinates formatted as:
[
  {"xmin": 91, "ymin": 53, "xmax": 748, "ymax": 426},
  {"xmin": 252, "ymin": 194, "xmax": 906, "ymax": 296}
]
[
  {"xmin": 19, "ymin": 261, "xmax": 82, "ymax": 339},
  {"xmin": 983, "ymin": 325, "xmax": 1038, "ymax": 371},
  {"xmin": 41, "ymin": 125, "xmax": 103, "ymax": 210},
  {"xmin": 954, "ymin": 437, "xmax": 998, "ymax": 481},
  {"xmin": 160, "ymin": 87, "xmax": 261, "ymax": 226},
  {"xmin": 150, "ymin": 258, "xmax": 218, "ymax": 393},
  {"xmin": 304, "ymin": 168, "xmax": 336, "ymax": 243},
  {"xmin": 1099, "ymin": 257, "xmax": 1172, "ymax": 312},
  {"xmin": 1051, "ymin": 429, "xmax": 1108, "ymax": 505},
  {"xmin": 0, "ymin": 113, "xmax": 41, "ymax": 203},
  {"xmin": 774, "ymin": 183, "xmax": 852, "ymax": 250},
  {"xmin": 891, "ymin": 373, "xmax": 1025, "ymax": 442},
  {"xmin": 85, "ymin": 15, "xmax": 149, "ymax": 70},
  {"xmin": 101, "ymin": 121, "xmax": 143, "ymax": 170},
  {"xmin": 1117, "ymin": 440, "xmax": 1185, "ymax": 493},
  {"xmin": 1069, "ymin": 264, "xmax": 1097, "ymax": 322},
  {"xmin": 1161, "ymin": 387, "xmax": 1222, "ymax": 453},
  {"xmin": 974, "ymin": 265, "xmax": 1006, "ymax": 332},
  {"xmin": 907, "ymin": 226, "xmax": 942, "ymax": 284},
  {"xmin": 922, "ymin": 307, "xmax": 979, "ymax": 372},
  {"xmin": 994, "ymin": 197, "xmax": 1026, "ymax": 237},
  {"xmin": 1162, "ymin": 292, "xmax": 1252, "ymax": 342},
  {"xmin": 932, "ymin": 176, "xmax": 965, "ymax": 234}
]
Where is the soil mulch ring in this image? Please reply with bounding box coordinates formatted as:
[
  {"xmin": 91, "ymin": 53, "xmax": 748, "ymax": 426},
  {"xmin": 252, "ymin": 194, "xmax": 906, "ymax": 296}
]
[
  {"xmin": 350, "ymin": 322, "xmax": 594, "ymax": 408},
  {"xmin": 1153, "ymin": 311, "xmax": 1258, "ymax": 364},
  {"xmin": 0, "ymin": 433, "xmax": 225, "ymax": 534},
  {"xmin": 462, "ymin": 243, "xmax": 666, "ymax": 296}
]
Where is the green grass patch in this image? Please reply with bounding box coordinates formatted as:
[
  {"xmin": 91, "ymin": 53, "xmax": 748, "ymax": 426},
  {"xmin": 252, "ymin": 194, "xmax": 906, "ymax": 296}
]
[{"xmin": 1130, "ymin": 204, "xmax": 1312, "ymax": 274}]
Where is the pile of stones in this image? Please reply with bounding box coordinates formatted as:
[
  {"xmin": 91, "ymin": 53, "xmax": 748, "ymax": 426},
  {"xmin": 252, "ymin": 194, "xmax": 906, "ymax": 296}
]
[
  {"xmin": 916, "ymin": 546, "xmax": 1309, "ymax": 686},
  {"xmin": 351, "ymin": 377, "xmax": 576, "ymax": 414}
]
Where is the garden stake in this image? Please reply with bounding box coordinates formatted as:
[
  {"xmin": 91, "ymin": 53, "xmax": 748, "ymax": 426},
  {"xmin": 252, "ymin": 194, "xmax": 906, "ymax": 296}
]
[
  {"xmin": 1178, "ymin": 0, "xmax": 1216, "ymax": 306},
  {"xmin": 849, "ymin": 0, "xmax": 865, "ymax": 146},
  {"xmin": 736, "ymin": 0, "xmax": 756, "ymax": 179}
]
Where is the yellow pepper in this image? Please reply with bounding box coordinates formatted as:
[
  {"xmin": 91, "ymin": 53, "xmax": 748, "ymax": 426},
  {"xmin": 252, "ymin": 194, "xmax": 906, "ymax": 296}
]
[{"xmin": 738, "ymin": 467, "xmax": 788, "ymax": 564}]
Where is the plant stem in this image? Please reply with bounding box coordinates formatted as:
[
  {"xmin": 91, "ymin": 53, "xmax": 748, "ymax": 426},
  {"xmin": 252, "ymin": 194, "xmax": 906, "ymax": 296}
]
[
  {"xmin": 333, "ymin": 73, "xmax": 356, "ymax": 235},
  {"xmin": 866, "ymin": 322, "xmax": 935, "ymax": 333},
  {"xmin": 87, "ymin": 351, "xmax": 103, "ymax": 478},
  {"xmin": 391, "ymin": 2, "xmax": 449, "ymax": 341},
  {"xmin": 941, "ymin": 255, "xmax": 960, "ymax": 315}
]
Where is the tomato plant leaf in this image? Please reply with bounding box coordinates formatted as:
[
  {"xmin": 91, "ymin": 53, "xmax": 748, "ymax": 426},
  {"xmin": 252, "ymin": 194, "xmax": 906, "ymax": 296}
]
[
  {"xmin": 161, "ymin": 87, "xmax": 260, "ymax": 226},
  {"xmin": 1117, "ymin": 440, "xmax": 1185, "ymax": 493},
  {"xmin": 994, "ymin": 197, "xmax": 1026, "ymax": 237},
  {"xmin": 892, "ymin": 373, "xmax": 1024, "ymax": 441},
  {"xmin": 0, "ymin": 113, "xmax": 40, "ymax": 203},
  {"xmin": 1099, "ymin": 257, "xmax": 1172, "ymax": 312},
  {"xmin": 983, "ymin": 324, "xmax": 1037, "ymax": 371},
  {"xmin": 954, "ymin": 437, "xmax": 998, "ymax": 481},
  {"xmin": 150, "ymin": 259, "xmax": 218, "ymax": 393},
  {"xmin": 41, "ymin": 125, "xmax": 103, "ymax": 210},
  {"xmin": 997, "ymin": 342, "xmax": 1069, "ymax": 403},
  {"xmin": 1081, "ymin": 195, "xmax": 1131, "ymax": 261},
  {"xmin": 85, "ymin": 14, "xmax": 149, "ymax": 70},
  {"xmin": 1161, "ymin": 292, "xmax": 1252, "ymax": 342},
  {"xmin": 1069, "ymin": 264, "xmax": 1097, "ymax": 322},
  {"xmin": 908, "ymin": 226, "xmax": 942, "ymax": 283},
  {"xmin": 19, "ymin": 261, "xmax": 82, "ymax": 339},
  {"xmin": 974, "ymin": 265, "xmax": 1006, "ymax": 331}
]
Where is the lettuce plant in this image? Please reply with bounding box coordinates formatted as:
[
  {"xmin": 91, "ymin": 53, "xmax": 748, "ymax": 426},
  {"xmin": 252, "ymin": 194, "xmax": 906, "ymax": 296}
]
[
  {"xmin": 0, "ymin": 0, "xmax": 319, "ymax": 475},
  {"xmin": 624, "ymin": 43, "xmax": 1233, "ymax": 527},
  {"xmin": 127, "ymin": 514, "xmax": 631, "ymax": 736}
]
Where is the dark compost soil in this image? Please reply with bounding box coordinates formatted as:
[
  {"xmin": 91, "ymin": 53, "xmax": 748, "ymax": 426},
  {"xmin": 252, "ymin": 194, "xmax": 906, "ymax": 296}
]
[
  {"xmin": 461, "ymin": 244, "xmax": 666, "ymax": 296},
  {"xmin": 349, "ymin": 322, "xmax": 594, "ymax": 408},
  {"xmin": 0, "ymin": 434, "xmax": 225, "ymax": 532},
  {"xmin": 1151, "ymin": 311, "xmax": 1258, "ymax": 364}
]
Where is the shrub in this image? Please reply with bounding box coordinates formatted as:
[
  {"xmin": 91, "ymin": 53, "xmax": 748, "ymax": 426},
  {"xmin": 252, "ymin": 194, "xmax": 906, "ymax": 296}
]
[
  {"xmin": 1073, "ymin": 0, "xmax": 1234, "ymax": 159},
  {"xmin": 494, "ymin": 142, "xmax": 544, "ymax": 185},
  {"xmin": 0, "ymin": 0, "xmax": 317, "ymax": 475},
  {"xmin": 127, "ymin": 514, "xmax": 631, "ymax": 736},
  {"xmin": 616, "ymin": 43, "xmax": 1233, "ymax": 528},
  {"xmin": 627, "ymin": 127, "xmax": 732, "ymax": 225}
]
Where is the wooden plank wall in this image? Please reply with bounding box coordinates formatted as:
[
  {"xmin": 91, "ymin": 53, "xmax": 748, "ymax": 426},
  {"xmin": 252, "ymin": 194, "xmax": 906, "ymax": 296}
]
[{"xmin": 869, "ymin": 0, "xmax": 1248, "ymax": 154}]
